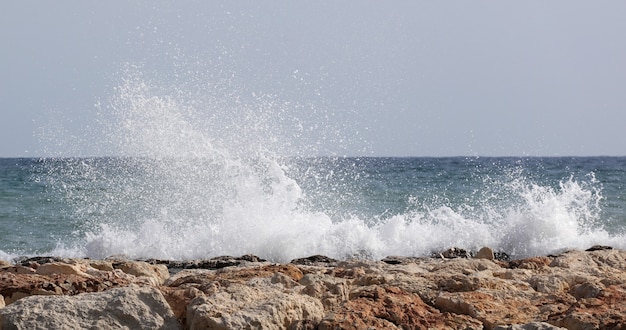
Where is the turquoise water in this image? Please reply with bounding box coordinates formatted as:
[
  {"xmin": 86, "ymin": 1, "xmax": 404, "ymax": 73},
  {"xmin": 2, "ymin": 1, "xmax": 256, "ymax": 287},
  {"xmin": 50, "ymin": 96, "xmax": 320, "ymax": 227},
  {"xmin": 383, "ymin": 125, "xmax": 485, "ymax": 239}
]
[{"xmin": 1, "ymin": 156, "xmax": 624, "ymax": 261}]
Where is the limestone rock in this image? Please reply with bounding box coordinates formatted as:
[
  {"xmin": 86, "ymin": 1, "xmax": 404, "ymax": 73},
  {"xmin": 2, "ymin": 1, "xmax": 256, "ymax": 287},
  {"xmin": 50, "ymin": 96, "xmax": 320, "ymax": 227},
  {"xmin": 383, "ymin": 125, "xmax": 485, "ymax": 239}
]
[
  {"xmin": 113, "ymin": 260, "xmax": 170, "ymax": 286},
  {"xmin": 476, "ymin": 246, "xmax": 495, "ymax": 260},
  {"xmin": 186, "ymin": 278, "xmax": 324, "ymax": 329},
  {"xmin": 550, "ymin": 283, "xmax": 626, "ymax": 330},
  {"xmin": 1, "ymin": 265, "xmax": 37, "ymax": 274},
  {"xmin": 494, "ymin": 322, "xmax": 566, "ymax": 329},
  {"xmin": 159, "ymin": 286, "xmax": 204, "ymax": 325},
  {"xmin": 0, "ymin": 265, "xmax": 134, "ymax": 305},
  {"xmin": 35, "ymin": 262, "xmax": 90, "ymax": 277},
  {"xmin": 167, "ymin": 263, "xmax": 304, "ymax": 288},
  {"xmin": 0, "ymin": 248, "xmax": 624, "ymax": 329},
  {"xmin": 0, "ymin": 285, "xmax": 181, "ymax": 329},
  {"xmin": 509, "ymin": 256, "xmax": 552, "ymax": 270},
  {"xmin": 299, "ymin": 272, "xmax": 351, "ymax": 311},
  {"xmin": 87, "ymin": 259, "xmax": 115, "ymax": 271},
  {"xmin": 318, "ymin": 285, "xmax": 482, "ymax": 330}
]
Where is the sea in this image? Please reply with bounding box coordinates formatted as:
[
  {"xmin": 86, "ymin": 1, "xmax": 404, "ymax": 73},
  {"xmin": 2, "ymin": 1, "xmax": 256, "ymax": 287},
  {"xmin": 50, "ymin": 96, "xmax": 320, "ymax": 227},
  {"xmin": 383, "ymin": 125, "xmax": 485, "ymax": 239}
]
[
  {"xmin": 1, "ymin": 156, "xmax": 625, "ymax": 262},
  {"xmin": 1, "ymin": 72, "xmax": 625, "ymax": 263}
]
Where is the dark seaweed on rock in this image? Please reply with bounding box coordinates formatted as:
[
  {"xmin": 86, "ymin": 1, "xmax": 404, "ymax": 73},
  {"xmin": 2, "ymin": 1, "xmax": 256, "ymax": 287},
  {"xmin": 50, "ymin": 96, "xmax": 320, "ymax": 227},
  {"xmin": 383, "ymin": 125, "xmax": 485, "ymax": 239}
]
[
  {"xmin": 290, "ymin": 255, "xmax": 339, "ymax": 266},
  {"xmin": 144, "ymin": 255, "xmax": 267, "ymax": 270}
]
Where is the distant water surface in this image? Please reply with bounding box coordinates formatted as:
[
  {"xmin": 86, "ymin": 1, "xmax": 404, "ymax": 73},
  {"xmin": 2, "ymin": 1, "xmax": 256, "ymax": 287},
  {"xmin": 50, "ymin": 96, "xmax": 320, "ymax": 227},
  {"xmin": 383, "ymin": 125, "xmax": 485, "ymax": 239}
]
[{"xmin": 0, "ymin": 156, "xmax": 624, "ymax": 262}]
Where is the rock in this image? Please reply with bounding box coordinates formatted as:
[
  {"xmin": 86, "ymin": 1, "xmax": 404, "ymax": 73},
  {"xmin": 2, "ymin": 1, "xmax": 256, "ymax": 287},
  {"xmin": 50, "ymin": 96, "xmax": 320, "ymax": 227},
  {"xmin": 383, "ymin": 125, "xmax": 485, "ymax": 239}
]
[
  {"xmin": 528, "ymin": 274, "xmax": 569, "ymax": 293},
  {"xmin": 113, "ymin": 260, "xmax": 170, "ymax": 286},
  {"xmin": 569, "ymin": 281, "xmax": 603, "ymax": 299},
  {"xmin": 149, "ymin": 254, "xmax": 268, "ymax": 270},
  {"xmin": 159, "ymin": 286, "xmax": 204, "ymax": 325},
  {"xmin": 434, "ymin": 247, "xmax": 473, "ymax": 259},
  {"xmin": 0, "ymin": 285, "xmax": 181, "ymax": 329},
  {"xmin": 435, "ymin": 290, "xmax": 541, "ymax": 329},
  {"xmin": 586, "ymin": 245, "xmax": 613, "ymax": 251},
  {"xmin": 187, "ymin": 255, "xmax": 267, "ymax": 270},
  {"xmin": 429, "ymin": 257, "xmax": 501, "ymax": 274},
  {"xmin": 291, "ymin": 255, "xmax": 339, "ymax": 266},
  {"xmin": 508, "ymin": 256, "xmax": 552, "ymax": 270},
  {"xmin": 186, "ymin": 278, "xmax": 325, "ymax": 329},
  {"xmin": 17, "ymin": 256, "xmax": 65, "ymax": 266},
  {"xmin": 35, "ymin": 262, "xmax": 90, "ymax": 277},
  {"xmin": 494, "ymin": 322, "xmax": 566, "ymax": 329},
  {"xmin": 494, "ymin": 251, "xmax": 511, "ymax": 262},
  {"xmin": 381, "ymin": 256, "xmax": 424, "ymax": 265},
  {"xmin": 0, "ymin": 264, "xmax": 136, "ymax": 304},
  {"xmin": 2, "ymin": 265, "xmax": 37, "ymax": 274},
  {"xmin": 0, "ymin": 250, "xmax": 624, "ymax": 328},
  {"xmin": 299, "ymin": 272, "xmax": 351, "ymax": 311},
  {"xmin": 87, "ymin": 259, "xmax": 114, "ymax": 271},
  {"xmin": 550, "ymin": 284, "xmax": 626, "ymax": 330},
  {"xmin": 318, "ymin": 285, "xmax": 482, "ymax": 330},
  {"xmin": 476, "ymin": 246, "xmax": 495, "ymax": 260},
  {"xmin": 167, "ymin": 263, "xmax": 304, "ymax": 288}
]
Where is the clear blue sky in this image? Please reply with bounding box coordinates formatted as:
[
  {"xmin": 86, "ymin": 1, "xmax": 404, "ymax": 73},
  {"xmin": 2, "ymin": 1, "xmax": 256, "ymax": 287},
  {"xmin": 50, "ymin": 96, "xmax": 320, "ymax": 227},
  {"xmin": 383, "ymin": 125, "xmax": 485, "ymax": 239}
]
[{"xmin": 2, "ymin": 1, "xmax": 625, "ymax": 157}]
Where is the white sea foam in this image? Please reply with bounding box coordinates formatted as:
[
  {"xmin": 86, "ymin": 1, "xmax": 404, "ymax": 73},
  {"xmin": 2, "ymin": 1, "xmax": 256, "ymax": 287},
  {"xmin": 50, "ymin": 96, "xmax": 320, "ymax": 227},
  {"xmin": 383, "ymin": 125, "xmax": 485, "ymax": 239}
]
[{"xmin": 40, "ymin": 71, "xmax": 625, "ymax": 262}]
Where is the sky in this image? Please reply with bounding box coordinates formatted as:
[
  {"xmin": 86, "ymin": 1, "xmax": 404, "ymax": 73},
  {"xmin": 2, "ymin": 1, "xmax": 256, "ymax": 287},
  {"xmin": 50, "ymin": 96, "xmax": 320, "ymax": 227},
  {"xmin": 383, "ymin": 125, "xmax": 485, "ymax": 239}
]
[{"xmin": 1, "ymin": 1, "xmax": 625, "ymax": 157}]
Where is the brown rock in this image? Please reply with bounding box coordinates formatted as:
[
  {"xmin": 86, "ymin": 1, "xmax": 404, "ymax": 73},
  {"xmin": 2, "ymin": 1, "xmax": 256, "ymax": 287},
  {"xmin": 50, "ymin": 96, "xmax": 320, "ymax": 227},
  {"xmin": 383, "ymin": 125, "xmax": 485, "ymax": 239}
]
[
  {"xmin": 0, "ymin": 250, "xmax": 624, "ymax": 329},
  {"xmin": 113, "ymin": 260, "xmax": 170, "ymax": 286},
  {"xmin": 476, "ymin": 247, "xmax": 495, "ymax": 260},
  {"xmin": 35, "ymin": 262, "xmax": 90, "ymax": 277},
  {"xmin": 159, "ymin": 286, "xmax": 204, "ymax": 325},
  {"xmin": 167, "ymin": 263, "xmax": 303, "ymax": 288},
  {"xmin": 0, "ymin": 264, "xmax": 135, "ymax": 305},
  {"xmin": 87, "ymin": 260, "xmax": 115, "ymax": 271},
  {"xmin": 436, "ymin": 290, "xmax": 546, "ymax": 329},
  {"xmin": 508, "ymin": 256, "xmax": 552, "ymax": 270},
  {"xmin": 299, "ymin": 272, "xmax": 350, "ymax": 311},
  {"xmin": 319, "ymin": 285, "xmax": 482, "ymax": 330},
  {"xmin": 2, "ymin": 265, "xmax": 37, "ymax": 274},
  {"xmin": 550, "ymin": 284, "xmax": 626, "ymax": 329}
]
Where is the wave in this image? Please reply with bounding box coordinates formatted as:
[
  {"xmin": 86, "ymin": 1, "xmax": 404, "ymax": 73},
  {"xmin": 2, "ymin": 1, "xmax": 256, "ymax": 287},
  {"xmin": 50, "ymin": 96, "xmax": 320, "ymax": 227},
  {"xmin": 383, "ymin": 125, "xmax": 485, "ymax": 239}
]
[{"xmin": 36, "ymin": 69, "xmax": 626, "ymax": 262}]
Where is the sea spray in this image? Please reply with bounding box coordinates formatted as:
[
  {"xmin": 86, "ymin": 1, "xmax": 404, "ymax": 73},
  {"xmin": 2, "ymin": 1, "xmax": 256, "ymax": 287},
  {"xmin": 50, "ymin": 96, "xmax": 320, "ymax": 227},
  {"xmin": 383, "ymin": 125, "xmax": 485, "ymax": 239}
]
[
  {"xmin": 33, "ymin": 71, "xmax": 626, "ymax": 262},
  {"xmin": 44, "ymin": 156, "xmax": 623, "ymax": 262}
]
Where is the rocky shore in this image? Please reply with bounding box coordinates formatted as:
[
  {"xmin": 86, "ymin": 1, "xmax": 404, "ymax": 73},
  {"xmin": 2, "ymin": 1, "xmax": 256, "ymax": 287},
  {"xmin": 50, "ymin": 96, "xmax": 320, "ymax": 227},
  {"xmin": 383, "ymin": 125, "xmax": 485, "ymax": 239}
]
[{"xmin": 0, "ymin": 246, "xmax": 624, "ymax": 329}]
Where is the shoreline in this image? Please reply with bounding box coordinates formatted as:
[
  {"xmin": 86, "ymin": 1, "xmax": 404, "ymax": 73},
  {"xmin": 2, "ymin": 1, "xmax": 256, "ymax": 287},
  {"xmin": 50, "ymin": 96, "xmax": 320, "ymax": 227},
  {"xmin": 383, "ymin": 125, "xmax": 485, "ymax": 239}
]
[{"xmin": 0, "ymin": 246, "xmax": 624, "ymax": 329}]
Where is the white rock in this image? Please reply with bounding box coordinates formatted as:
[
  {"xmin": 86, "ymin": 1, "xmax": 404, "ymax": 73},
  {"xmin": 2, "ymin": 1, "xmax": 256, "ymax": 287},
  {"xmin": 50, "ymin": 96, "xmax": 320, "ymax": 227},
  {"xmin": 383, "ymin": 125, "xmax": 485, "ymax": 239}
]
[
  {"xmin": 187, "ymin": 278, "xmax": 324, "ymax": 330},
  {"xmin": 114, "ymin": 260, "xmax": 170, "ymax": 286},
  {"xmin": 0, "ymin": 285, "xmax": 181, "ymax": 329}
]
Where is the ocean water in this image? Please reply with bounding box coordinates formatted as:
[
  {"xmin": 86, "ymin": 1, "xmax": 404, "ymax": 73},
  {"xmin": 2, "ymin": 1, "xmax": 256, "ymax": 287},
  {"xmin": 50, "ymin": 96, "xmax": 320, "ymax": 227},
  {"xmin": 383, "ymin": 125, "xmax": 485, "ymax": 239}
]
[
  {"xmin": 2, "ymin": 72, "xmax": 625, "ymax": 262},
  {"xmin": 0, "ymin": 156, "xmax": 624, "ymax": 262}
]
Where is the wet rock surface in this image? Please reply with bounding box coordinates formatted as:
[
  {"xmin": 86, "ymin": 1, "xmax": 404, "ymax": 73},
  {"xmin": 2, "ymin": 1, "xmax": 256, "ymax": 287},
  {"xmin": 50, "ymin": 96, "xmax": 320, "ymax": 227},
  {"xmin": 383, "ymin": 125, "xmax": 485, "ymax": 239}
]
[{"xmin": 0, "ymin": 248, "xmax": 624, "ymax": 329}]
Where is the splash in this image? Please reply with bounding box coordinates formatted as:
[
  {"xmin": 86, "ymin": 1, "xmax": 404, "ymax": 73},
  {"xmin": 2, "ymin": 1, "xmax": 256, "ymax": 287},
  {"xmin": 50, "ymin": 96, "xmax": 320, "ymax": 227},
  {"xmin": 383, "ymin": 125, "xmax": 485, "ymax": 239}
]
[
  {"xmin": 43, "ymin": 69, "xmax": 625, "ymax": 262},
  {"xmin": 44, "ymin": 67, "xmax": 353, "ymax": 261},
  {"xmin": 376, "ymin": 174, "xmax": 618, "ymax": 259}
]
